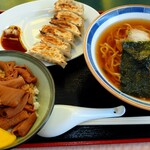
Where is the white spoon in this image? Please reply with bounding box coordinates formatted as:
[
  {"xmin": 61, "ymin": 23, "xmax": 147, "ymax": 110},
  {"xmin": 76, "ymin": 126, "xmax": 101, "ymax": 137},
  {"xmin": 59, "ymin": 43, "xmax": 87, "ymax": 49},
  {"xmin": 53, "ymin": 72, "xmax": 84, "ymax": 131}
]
[{"xmin": 38, "ymin": 105, "xmax": 126, "ymax": 137}]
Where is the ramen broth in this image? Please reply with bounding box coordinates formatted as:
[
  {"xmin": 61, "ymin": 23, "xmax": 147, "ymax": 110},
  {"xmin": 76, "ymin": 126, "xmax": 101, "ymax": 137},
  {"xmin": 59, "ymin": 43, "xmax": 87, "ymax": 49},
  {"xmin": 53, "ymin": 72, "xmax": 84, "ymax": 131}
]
[{"xmin": 96, "ymin": 19, "xmax": 150, "ymax": 88}]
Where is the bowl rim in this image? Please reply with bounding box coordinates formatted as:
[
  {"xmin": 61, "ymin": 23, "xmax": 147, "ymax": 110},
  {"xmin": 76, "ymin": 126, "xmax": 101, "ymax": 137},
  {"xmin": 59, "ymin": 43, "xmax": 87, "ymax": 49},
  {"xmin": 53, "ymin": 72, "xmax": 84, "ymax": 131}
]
[
  {"xmin": 0, "ymin": 50, "xmax": 55, "ymax": 149},
  {"xmin": 83, "ymin": 4, "xmax": 150, "ymax": 111}
]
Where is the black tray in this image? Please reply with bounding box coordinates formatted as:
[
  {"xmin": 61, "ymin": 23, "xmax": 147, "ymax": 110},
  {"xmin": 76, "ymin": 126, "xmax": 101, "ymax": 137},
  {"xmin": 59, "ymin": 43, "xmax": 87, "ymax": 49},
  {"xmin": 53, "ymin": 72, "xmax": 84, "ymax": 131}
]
[{"xmin": 20, "ymin": 55, "xmax": 150, "ymax": 148}]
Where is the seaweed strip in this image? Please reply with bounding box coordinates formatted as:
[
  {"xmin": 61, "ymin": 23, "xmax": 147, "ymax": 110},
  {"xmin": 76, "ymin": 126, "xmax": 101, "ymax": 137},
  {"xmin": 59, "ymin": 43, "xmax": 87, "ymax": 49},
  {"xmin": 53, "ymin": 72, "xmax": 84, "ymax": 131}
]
[{"xmin": 120, "ymin": 41, "xmax": 150, "ymax": 98}]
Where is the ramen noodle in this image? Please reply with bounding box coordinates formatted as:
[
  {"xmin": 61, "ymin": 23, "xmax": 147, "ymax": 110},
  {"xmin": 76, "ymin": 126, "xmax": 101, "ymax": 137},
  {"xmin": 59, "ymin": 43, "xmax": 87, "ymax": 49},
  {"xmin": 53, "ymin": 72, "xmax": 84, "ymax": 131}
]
[{"xmin": 97, "ymin": 19, "xmax": 150, "ymax": 88}]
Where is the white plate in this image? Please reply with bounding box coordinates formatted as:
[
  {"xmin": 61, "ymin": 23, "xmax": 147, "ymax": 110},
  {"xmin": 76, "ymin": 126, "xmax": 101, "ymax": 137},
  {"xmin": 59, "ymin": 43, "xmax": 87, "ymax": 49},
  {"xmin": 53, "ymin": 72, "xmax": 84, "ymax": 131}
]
[{"xmin": 0, "ymin": 0, "xmax": 99, "ymax": 66}]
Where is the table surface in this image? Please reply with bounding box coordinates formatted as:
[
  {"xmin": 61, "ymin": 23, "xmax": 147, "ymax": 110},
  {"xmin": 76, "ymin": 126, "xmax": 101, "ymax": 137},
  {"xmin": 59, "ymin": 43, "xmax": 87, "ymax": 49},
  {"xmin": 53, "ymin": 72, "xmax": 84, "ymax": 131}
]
[{"xmin": 1, "ymin": 0, "xmax": 150, "ymax": 150}]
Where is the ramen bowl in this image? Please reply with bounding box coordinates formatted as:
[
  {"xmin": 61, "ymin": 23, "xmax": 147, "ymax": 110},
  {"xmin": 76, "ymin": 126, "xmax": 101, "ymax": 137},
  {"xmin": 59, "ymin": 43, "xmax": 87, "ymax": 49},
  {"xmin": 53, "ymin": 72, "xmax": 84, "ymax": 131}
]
[
  {"xmin": 0, "ymin": 50, "xmax": 55, "ymax": 149},
  {"xmin": 84, "ymin": 5, "xmax": 150, "ymax": 111}
]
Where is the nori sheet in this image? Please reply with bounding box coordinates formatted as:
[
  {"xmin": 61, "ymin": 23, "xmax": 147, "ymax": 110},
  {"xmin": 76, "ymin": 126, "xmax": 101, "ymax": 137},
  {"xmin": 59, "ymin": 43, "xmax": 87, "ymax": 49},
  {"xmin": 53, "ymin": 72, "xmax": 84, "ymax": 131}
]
[{"xmin": 120, "ymin": 41, "xmax": 150, "ymax": 98}]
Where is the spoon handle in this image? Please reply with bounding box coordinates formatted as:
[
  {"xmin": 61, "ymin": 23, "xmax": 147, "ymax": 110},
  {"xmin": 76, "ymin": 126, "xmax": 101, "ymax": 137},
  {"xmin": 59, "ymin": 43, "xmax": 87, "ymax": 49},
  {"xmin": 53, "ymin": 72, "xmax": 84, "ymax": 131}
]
[{"xmin": 67, "ymin": 105, "xmax": 125, "ymax": 121}]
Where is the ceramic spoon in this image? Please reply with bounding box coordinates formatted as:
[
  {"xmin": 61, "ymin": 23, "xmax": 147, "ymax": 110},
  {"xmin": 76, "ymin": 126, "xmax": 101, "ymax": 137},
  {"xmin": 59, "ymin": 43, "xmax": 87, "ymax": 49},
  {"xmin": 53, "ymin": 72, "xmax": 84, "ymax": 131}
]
[{"xmin": 38, "ymin": 105, "xmax": 126, "ymax": 137}]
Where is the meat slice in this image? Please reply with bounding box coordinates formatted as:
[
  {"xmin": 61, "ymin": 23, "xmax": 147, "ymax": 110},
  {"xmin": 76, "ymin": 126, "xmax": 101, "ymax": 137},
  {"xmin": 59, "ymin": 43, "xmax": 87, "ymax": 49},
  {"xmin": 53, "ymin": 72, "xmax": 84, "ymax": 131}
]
[
  {"xmin": 0, "ymin": 61, "xmax": 18, "ymax": 79},
  {"xmin": 0, "ymin": 76, "xmax": 25, "ymax": 88},
  {"xmin": 0, "ymin": 92, "xmax": 29, "ymax": 118},
  {"xmin": 0, "ymin": 84, "xmax": 25, "ymax": 107},
  {"xmin": 14, "ymin": 66, "xmax": 37, "ymax": 84},
  {"xmin": 0, "ymin": 110, "xmax": 29, "ymax": 130}
]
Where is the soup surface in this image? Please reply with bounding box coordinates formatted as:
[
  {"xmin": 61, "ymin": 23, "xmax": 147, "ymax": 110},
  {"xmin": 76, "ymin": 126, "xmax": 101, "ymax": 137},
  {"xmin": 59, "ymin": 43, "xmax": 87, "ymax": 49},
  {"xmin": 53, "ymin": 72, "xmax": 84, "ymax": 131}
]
[{"xmin": 96, "ymin": 19, "xmax": 150, "ymax": 88}]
